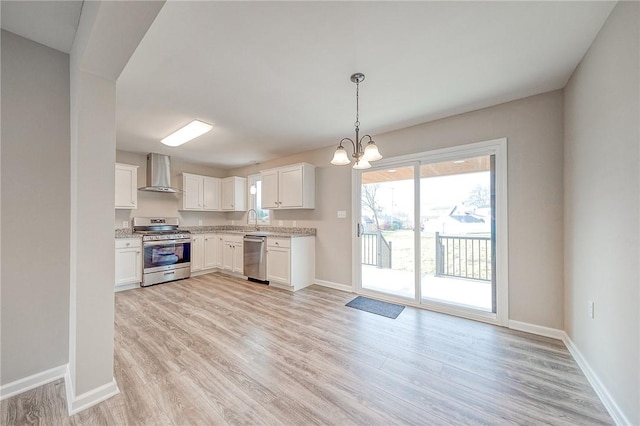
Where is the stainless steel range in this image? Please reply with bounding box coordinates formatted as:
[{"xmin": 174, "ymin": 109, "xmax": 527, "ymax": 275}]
[{"xmin": 132, "ymin": 217, "xmax": 191, "ymax": 287}]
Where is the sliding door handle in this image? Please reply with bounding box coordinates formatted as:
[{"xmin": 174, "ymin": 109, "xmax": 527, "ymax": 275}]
[{"xmin": 356, "ymin": 223, "xmax": 362, "ymax": 237}]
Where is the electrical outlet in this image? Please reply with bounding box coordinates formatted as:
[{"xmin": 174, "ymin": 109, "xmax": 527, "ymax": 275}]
[
  {"xmin": 293, "ymin": 220, "xmax": 297, "ymax": 227},
  {"xmin": 278, "ymin": 220, "xmax": 283, "ymax": 226},
  {"xmin": 123, "ymin": 221, "xmax": 128, "ymax": 228},
  {"xmin": 198, "ymin": 220, "xmax": 203, "ymax": 226},
  {"xmin": 588, "ymin": 301, "xmax": 595, "ymax": 319},
  {"xmin": 232, "ymin": 220, "xmax": 235, "ymax": 225},
  {"xmin": 337, "ymin": 210, "xmax": 347, "ymax": 219}
]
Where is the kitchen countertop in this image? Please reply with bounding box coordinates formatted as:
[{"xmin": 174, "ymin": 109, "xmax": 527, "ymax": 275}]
[
  {"xmin": 115, "ymin": 229, "xmax": 139, "ymax": 239},
  {"xmin": 114, "ymin": 226, "xmax": 316, "ymax": 239},
  {"xmin": 183, "ymin": 226, "xmax": 316, "ymax": 238}
]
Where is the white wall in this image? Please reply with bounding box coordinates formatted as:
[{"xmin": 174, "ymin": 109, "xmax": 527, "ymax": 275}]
[
  {"xmin": 564, "ymin": 2, "xmax": 639, "ymax": 424},
  {"xmin": 229, "ymin": 89, "xmax": 565, "ymax": 329},
  {"xmin": 69, "ymin": 68, "xmax": 119, "ymax": 396},
  {"xmin": 67, "ymin": 0, "xmax": 164, "ymax": 409},
  {"xmin": 0, "ymin": 30, "xmax": 71, "ymax": 385},
  {"xmin": 114, "ymin": 150, "xmax": 228, "ymax": 228}
]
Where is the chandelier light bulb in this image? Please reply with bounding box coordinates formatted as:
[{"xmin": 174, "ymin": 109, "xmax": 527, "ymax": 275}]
[
  {"xmin": 331, "ymin": 146, "xmax": 351, "ymax": 165},
  {"xmin": 353, "ymin": 157, "xmax": 371, "ymax": 170},
  {"xmin": 363, "ymin": 141, "xmax": 382, "ymax": 161}
]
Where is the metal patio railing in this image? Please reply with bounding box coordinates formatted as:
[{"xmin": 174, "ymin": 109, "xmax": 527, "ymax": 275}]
[
  {"xmin": 362, "ymin": 232, "xmax": 392, "ymax": 268},
  {"xmin": 435, "ymin": 232, "xmax": 492, "ymax": 281}
]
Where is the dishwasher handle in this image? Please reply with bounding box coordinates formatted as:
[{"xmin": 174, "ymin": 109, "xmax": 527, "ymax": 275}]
[{"xmin": 244, "ymin": 236, "xmax": 266, "ymax": 243}]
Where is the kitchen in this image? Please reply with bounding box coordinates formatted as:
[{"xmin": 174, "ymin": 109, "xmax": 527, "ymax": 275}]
[
  {"xmin": 1, "ymin": 1, "xmax": 638, "ymax": 424},
  {"xmin": 114, "ymin": 152, "xmax": 317, "ymax": 291}
]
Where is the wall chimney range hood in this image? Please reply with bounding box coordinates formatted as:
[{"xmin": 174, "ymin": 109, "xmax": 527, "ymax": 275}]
[{"xmin": 138, "ymin": 153, "xmax": 179, "ymax": 193}]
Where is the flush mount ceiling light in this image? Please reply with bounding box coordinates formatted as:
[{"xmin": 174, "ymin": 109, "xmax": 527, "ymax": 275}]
[
  {"xmin": 161, "ymin": 120, "xmax": 213, "ymax": 147},
  {"xmin": 331, "ymin": 73, "xmax": 382, "ymax": 169}
]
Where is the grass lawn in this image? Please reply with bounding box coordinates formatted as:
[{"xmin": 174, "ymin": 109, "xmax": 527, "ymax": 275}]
[
  {"xmin": 380, "ymin": 229, "xmax": 491, "ymax": 279},
  {"xmin": 381, "ymin": 229, "xmax": 436, "ymax": 274}
]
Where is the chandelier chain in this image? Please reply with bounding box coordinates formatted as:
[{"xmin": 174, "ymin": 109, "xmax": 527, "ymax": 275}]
[{"xmin": 355, "ymin": 81, "xmax": 360, "ymax": 128}]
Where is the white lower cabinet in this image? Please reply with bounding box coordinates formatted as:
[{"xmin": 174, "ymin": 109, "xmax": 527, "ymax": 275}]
[
  {"xmin": 267, "ymin": 236, "xmax": 315, "ymax": 291},
  {"xmin": 191, "ymin": 234, "xmax": 205, "ymax": 272},
  {"xmin": 214, "ymin": 235, "xmax": 224, "ymax": 268},
  {"xmin": 266, "ymin": 244, "xmax": 290, "ymax": 284},
  {"xmin": 204, "ymin": 234, "xmax": 217, "ymax": 269},
  {"xmin": 222, "ymin": 234, "xmax": 244, "ymax": 273},
  {"xmin": 193, "ymin": 233, "xmax": 244, "ymax": 275},
  {"xmin": 192, "ymin": 233, "xmax": 219, "ymax": 273},
  {"xmin": 194, "ymin": 234, "xmax": 316, "ymax": 289},
  {"xmin": 115, "ymin": 238, "xmax": 142, "ymax": 288}
]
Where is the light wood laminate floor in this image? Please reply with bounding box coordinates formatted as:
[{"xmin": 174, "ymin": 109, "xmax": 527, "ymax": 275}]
[{"xmin": 2, "ymin": 273, "xmax": 612, "ymax": 425}]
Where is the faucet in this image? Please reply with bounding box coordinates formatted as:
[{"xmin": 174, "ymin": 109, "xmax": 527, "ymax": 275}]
[{"xmin": 247, "ymin": 209, "xmax": 258, "ymax": 230}]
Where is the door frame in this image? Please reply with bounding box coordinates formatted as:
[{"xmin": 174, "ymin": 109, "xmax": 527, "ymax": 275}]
[{"xmin": 352, "ymin": 138, "xmax": 509, "ymax": 326}]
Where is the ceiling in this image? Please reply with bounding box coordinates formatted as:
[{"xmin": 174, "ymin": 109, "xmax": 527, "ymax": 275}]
[
  {"xmin": 2, "ymin": 1, "xmax": 616, "ymax": 170},
  {"xmin": 362, "ymin": 156, "xmax": 490, "ymax": 184},
  {"xmin": 1, "ymin": 0, "xmax": 82, "ymax": 54}
]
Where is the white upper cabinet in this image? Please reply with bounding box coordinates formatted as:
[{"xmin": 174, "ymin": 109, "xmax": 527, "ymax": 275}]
[
  {"xmin": 221, "ymin": 176, "xmax": 247, "ymax": 211},
  {"xmin": 261, "ymin": 170, "xmax": 279, "ymax": 209},
  {"xmin": 115, "ymin": 163, "xmax": 138, "ymax": 209},
  {"xmin": 183, "ymin": 173, "xmax": 245, "ymax": 211},
  {"xmin": 260, "ymin": 163, "xmax": 315, "ymax": 209},
  {"xmin": 183, "ymin": 173, "xmax": 204, "ymax": 210},
  {"xmin": 203, "ymin": 177, "xmax": 221, "ymax": 210},
  {"xmin": 182, "ymin": 173, "xmax": 224, "ymax": 211}
]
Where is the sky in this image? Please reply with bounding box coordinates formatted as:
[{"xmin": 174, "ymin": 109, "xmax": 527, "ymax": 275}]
[{"xmin": 364, "ymin": 171, "xmax": 490, "ymax": 219}]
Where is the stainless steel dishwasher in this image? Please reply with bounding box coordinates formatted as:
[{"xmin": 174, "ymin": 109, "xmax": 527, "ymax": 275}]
[{"xmin": 243, "ymin": 235, "xmax": 268, "ymax": 282}]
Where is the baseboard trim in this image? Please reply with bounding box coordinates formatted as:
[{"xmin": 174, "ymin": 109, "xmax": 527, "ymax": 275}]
[
  {"xmin": 314, "ymin": 279, "xmax": 354, "ymax": 293},
  {"xmin": 64, "ymin": 367, "xmax": 119, "ymax": 416},
  {"xmin": 0, "ymin": 364, "xmax": 67, "ymax": 400},
  {"xmin": 508, "ymin": 320, "xmax": 565, "ymax": 340},
  {"xmin": 562, "ymin": 333, "xmax": 630, "ymax": 426},
  {"xmin": 464, "ymin": 320, "xmax": 629, "ymax": 424},
  {"xmin": 114, "ymin": 282, "xmax": 140, "ymax": 292}
]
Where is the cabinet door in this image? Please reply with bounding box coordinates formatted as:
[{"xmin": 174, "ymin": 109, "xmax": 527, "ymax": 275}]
[
  {"xmin": 115, "ymin": 248, "xmax": 141, "ymax": 285},
  {"xmin": 267, "ymin": 247, "xmax": 290, "ymax": 284},
  {"xmin": 191, "ymin": 235, "xmax": 204, "ymax": 272},
  {"xmin": 115, "ymin": 164, "xmax": 138, "ymax": 209},
  {"xmin": 278, "ymin": 166, "xmax": 303, "ymax": 208},
  {"xmin": 203, "ymin": 177, "xmax": 221, "ymax": 211},
  {"xmin": 232, "ymin": 241, "xmax": 244, "ymax": 274},
  {"xmin": 261, "ymin": 170, "xmax": 280, "ymax": 209},
  {"xmin": 221, "ymin": 178, "xmax": 234, "ymax": 210},
  {"xmin": 222, "ymin": 241, "xmax": 234, "ymax": 271},
  {"xmin": 203, "ymin": 234, "xmax": 217, "ymax": 269},
  {"xmin": 183, "ymin": 174, "xmax": 204, "ymax": 210},
  {"xmin": 214, "ymin": 235, "xmax": 224, "ymax": 268}
]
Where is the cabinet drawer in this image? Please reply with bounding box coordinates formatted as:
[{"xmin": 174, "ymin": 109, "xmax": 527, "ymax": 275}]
[
  {"xmin": 115, "ymin": 238, "xmax": 141, "ymax": 249},
  {"xmin": 267, "ymin": 238, "xmax": 290, "ymax": 248}
]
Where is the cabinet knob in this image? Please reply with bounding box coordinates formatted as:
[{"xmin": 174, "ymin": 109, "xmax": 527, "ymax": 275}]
[{"xmin": 126, "ymin": 242, "xmax": 131, "ymax": 247}]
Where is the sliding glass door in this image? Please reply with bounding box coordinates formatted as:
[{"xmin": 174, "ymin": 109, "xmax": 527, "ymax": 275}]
[
  {"xmin": 355, "ymin": 140, "xmax": 507, "ymax": 324},
  {"xmin": 360, "ymin": 165, "xmax": 416, "ymax": 299},
  {"xmin": 419, "ymin": 156, "xmax": 495, "ymax": 312}
]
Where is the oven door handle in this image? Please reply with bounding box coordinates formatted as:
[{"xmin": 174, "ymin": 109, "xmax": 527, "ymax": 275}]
[{"xmin": 144, "ymin": 239, "xmax": 191, "ymax": 246}]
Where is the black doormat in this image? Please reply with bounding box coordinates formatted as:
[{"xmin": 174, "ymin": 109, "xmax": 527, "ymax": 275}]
[{"xmin": 345, "ymin": 296, "xmax": 405, "ymax": 319}]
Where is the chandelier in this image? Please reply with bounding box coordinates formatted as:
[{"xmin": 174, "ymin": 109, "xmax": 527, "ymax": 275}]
[{"xmin": 330, "ymin": 73, "xmax": 382, "ymax": 169}]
